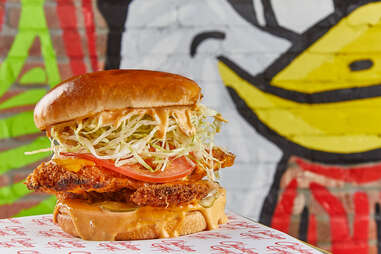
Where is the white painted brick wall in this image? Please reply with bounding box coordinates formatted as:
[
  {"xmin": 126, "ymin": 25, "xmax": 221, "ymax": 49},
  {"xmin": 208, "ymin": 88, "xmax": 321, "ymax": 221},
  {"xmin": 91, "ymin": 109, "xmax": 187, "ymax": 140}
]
[{"xmin": 120, "ymin": 0, "xmax": 334, "ymax": 219}]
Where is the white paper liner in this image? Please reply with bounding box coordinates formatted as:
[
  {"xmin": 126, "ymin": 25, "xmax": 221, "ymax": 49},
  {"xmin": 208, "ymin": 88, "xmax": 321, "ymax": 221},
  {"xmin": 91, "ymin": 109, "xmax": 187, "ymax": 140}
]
[{"xmin": 0, "ymin": 212, "xmax": 325, "ymax": 254}]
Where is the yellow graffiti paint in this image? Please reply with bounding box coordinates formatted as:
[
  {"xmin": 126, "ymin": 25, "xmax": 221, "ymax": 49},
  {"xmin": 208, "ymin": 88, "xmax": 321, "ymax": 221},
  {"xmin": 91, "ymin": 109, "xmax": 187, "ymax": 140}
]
[
  {"xmin": 272, "ymin": 3, "xmax": 381, "ymax": 93},
  {"xmin": 218, "ymin": 61, "xmax": 381, "ymax": 153}
]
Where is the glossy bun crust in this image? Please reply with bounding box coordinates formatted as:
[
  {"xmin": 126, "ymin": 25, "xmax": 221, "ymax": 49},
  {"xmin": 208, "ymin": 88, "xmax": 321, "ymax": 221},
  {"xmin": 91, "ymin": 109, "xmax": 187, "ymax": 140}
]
[{"xmin": 34, "ymin": 70, "xmax": 201, "ymax": 130}]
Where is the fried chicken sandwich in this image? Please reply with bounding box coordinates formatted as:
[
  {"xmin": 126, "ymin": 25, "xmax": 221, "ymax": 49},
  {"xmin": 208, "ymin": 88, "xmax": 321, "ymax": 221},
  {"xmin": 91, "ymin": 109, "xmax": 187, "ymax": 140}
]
[{"xmin": 25, "ymin": 70, "xmax": 235, "ymax": 241}]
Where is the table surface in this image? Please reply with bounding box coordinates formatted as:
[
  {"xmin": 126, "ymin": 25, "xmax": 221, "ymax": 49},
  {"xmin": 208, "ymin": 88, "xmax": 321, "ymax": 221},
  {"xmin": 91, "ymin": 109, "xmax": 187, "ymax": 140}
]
[{"xmin": 0, "ymin": 212, "xmax": 329, "ymax": 254}]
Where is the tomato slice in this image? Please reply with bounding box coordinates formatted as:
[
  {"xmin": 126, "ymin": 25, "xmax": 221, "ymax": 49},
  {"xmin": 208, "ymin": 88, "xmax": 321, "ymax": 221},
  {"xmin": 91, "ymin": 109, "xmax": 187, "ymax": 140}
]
[{"xmin": 60, "ymin": 152, "xmax": 195, "ymax": 183}]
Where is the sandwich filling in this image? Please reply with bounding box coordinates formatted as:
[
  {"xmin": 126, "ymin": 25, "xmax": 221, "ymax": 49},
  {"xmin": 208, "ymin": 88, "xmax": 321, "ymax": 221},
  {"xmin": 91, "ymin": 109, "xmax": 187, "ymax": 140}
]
[
  {"xmin": 26, "ymin": 103, "xmax": 235, "ymax": 209},
  {"xmin": 46, "ymin": 103, "xmax": 227, "ymax": 181}
]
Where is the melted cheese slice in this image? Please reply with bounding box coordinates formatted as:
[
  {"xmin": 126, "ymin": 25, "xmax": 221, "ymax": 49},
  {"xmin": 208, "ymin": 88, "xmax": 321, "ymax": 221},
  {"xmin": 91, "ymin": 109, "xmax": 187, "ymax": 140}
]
[{"xmin": 53, "ymin": 158, "xmax": 95, "ymax": 172}]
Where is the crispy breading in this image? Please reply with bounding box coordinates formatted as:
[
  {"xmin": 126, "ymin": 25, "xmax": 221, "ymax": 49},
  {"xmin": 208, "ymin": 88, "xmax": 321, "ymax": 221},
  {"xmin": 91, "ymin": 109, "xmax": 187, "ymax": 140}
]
[
  {"xmin": 57, "ymin": 189, "xmax": 134, "ymax": 203},
  {"xmin": 25, "ymin": 148, "xmax": 232, "ymax": 207},
  {"xmin": 26, "ymin": 162, "xmax": 144, "ymax": 194},
  {"xmin": 188, "ymin": 148, "xmax": 235, "ymax": 181},
  {"xmin": 25, "ymin": 147, "xmax": 234, "ymax": 195},
  {"xmin": 130, "ymin": 180, "xmax": 215, "ymax": 207},
  {"xmin": 56, "ymin": 180, "xmax": 215, "ymax": 207},
  {"xmin": 213, "ymin": 148, "xmax": 235, "ymax": 168}
]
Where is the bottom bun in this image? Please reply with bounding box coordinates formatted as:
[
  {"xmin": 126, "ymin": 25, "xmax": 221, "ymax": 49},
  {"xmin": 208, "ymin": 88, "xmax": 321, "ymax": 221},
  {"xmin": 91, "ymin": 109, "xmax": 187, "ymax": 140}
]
[{"xmin": 54, "ymin": 187, "xmax": 227, "ymax": 241}]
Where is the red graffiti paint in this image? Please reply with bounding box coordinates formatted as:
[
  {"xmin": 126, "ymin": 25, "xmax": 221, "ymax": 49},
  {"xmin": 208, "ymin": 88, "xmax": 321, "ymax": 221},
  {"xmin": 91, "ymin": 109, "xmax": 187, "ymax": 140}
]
[
  {"xmin": 0, "ymin": 0, "xmax": 5, "ymax": 32},
  {"xmin": 307, "ymin": 214, "xmax": 316, "ymax": 246},
  {"xmin": 295, "ymin": 157, "xmax": 381, "ymax": 183},
  {"xmin": 81, "ymin": 0, "xmax": 98, "ymax": 71},
  {"xmin": 353, "ymin": 192, "xmax": 369, "ymax": 246},
  {"xmin": 310, "ymin": 182, "xmax": 368, "ymax": 254},
  {"xmin": 57, "ymin": 0, "xmax": 86, "ymax": 75},
  {"xmin": 271, "ymin": 179, "xmax": 297, "ymax": 232},
  {"xmin": 272, "ymin": 157, "xmax": 373, "ymax": 252}
]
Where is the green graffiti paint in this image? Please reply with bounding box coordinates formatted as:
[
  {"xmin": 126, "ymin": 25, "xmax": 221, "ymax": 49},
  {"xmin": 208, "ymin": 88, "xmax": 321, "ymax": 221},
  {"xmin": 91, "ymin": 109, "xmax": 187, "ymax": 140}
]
[
  {"xmin": 0, "ymin": 136, "xmax": 50, "ymax": 175},
  {"xmin": 0, "ymin": 181, "xmax": 30, "ymax": 206},
  {"xmin": 0, "ymin": 111, "xmax": 39, "ymax": 139},
  {"xmin": 0, "ymin": 0, "xmax": 60, "ymax": 99},
  {"xmin": 0, "ymin": 0, "xmax": 62, "ymax": 217},
  {"xmin": 14, "ymin": 195, "xmax": 56, "ymax": 217},
  {"xmin": 20, "ymin": 67, "xmax": 47, "ymax": 84},
  {"xmin": 0, "ymin": 89, "xmax": 46, "ymax": 110}
]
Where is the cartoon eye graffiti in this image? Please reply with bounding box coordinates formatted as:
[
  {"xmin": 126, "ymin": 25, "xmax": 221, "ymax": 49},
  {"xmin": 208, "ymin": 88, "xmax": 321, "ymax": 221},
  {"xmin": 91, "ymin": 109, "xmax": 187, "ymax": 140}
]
[{"xmin": 349, "ymin": 59, "xmax": 373, "ymax": 71}]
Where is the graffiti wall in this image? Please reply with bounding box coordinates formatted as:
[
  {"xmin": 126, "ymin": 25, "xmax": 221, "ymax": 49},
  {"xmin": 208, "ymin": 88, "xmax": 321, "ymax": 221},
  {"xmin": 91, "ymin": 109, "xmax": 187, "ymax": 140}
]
[
  {"xmin": 0, "ymin": 0, "xmax": 105, "ymax": 216},
  {"xmin": 2, "ymin": 0, "xmax": 381, "ymax": 252}
]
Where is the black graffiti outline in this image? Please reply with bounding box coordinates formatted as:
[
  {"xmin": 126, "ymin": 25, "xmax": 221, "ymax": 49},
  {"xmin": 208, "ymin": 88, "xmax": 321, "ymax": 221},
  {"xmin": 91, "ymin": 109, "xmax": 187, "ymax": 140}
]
[
  {"xmin": 219, "ymin": 55, "xmax": 381, "ymax": 103},
  {"xmin": 226, "ymin": 0, "xmax": 301, "ymax": 42},
  {"xmin": 97, "ymin": 0, "xmax": 133, "ymax": 70},
  {"xmin": 221, "ymin": 2, "xmax": 381, "ymax": 103},
  {"xmin": 190, "ymin": 31, "xmax": 226, "ymax": 57}
]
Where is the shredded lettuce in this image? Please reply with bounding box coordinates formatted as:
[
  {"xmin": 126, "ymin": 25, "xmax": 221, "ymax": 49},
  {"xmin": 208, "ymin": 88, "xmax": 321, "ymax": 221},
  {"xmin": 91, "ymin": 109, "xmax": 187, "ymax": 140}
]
[{"xmin": 37, "ymin": 104, "xmax": 226, "ymax": 180}]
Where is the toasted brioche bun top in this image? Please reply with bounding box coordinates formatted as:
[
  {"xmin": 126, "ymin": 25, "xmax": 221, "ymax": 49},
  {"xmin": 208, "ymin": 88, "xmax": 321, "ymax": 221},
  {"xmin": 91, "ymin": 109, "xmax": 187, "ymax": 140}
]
[{"xmin": 34, "ymin": 70, "xmax": 201, "ymax": 130}]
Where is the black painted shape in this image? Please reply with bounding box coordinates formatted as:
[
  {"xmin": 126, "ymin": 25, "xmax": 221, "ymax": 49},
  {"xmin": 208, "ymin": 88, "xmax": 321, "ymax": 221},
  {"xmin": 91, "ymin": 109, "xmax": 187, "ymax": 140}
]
[
  {"xmin": 375, "ymin": 203, "xmax": 381, "ymax": 254},
  {"xmin": 226, "ymin": 0, "xmax": 300, "ymax": 42},
  {"xmin": 226, "ymin": 0, "xmax": 259, "ymax": 26},
  {"xmin": 255, "ymin": 1, "xmax": 379, "ymax": 83},
  {"xmin": 349, "ymin": 59, "xmax": 374, "ymax": 71},
  {"xmin": 96, "ymin": 0, "xmax": 132, "ymax": 70},
  {"xmin": 190, "ymin": 31, "xmax": 226, "ymax": 58},
  {"xmin": 299, "ymin": 207, "xmax": 309, "ymax": 242},
  {"xmin": 264, "ymin": 13, "xmax": 340, "ymax": 77},
  {"xmin": 226, "ymin": 86, "xmax": 381, "ymax": 164},
  {"xmin": 259, "ymin": 154, "xmax": 290, "ymax": 226},
  {"xmin": 333, "ymin": 0, "xmax": 378, "ymax": 15},
  {"xmin": 219, "ymin": 55, "xmax": 381, "ymax": 103},
  {"xmin": 261, "ymin": 0, "xmax": 278, "ymax": 27}
]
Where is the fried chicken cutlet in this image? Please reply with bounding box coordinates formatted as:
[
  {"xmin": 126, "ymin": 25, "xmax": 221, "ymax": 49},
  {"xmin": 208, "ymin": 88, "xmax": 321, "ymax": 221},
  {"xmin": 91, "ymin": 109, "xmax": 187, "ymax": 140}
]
[{"xmin": 26, "ymin": 148, "xmax": 234, "ymax": 207}]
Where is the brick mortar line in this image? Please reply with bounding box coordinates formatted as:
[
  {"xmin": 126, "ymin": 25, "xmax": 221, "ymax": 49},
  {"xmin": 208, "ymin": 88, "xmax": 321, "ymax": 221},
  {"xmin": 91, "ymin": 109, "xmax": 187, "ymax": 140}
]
[{"xmin": 0, "ymin": 133, "xmax": 45, "ymax": 151}]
